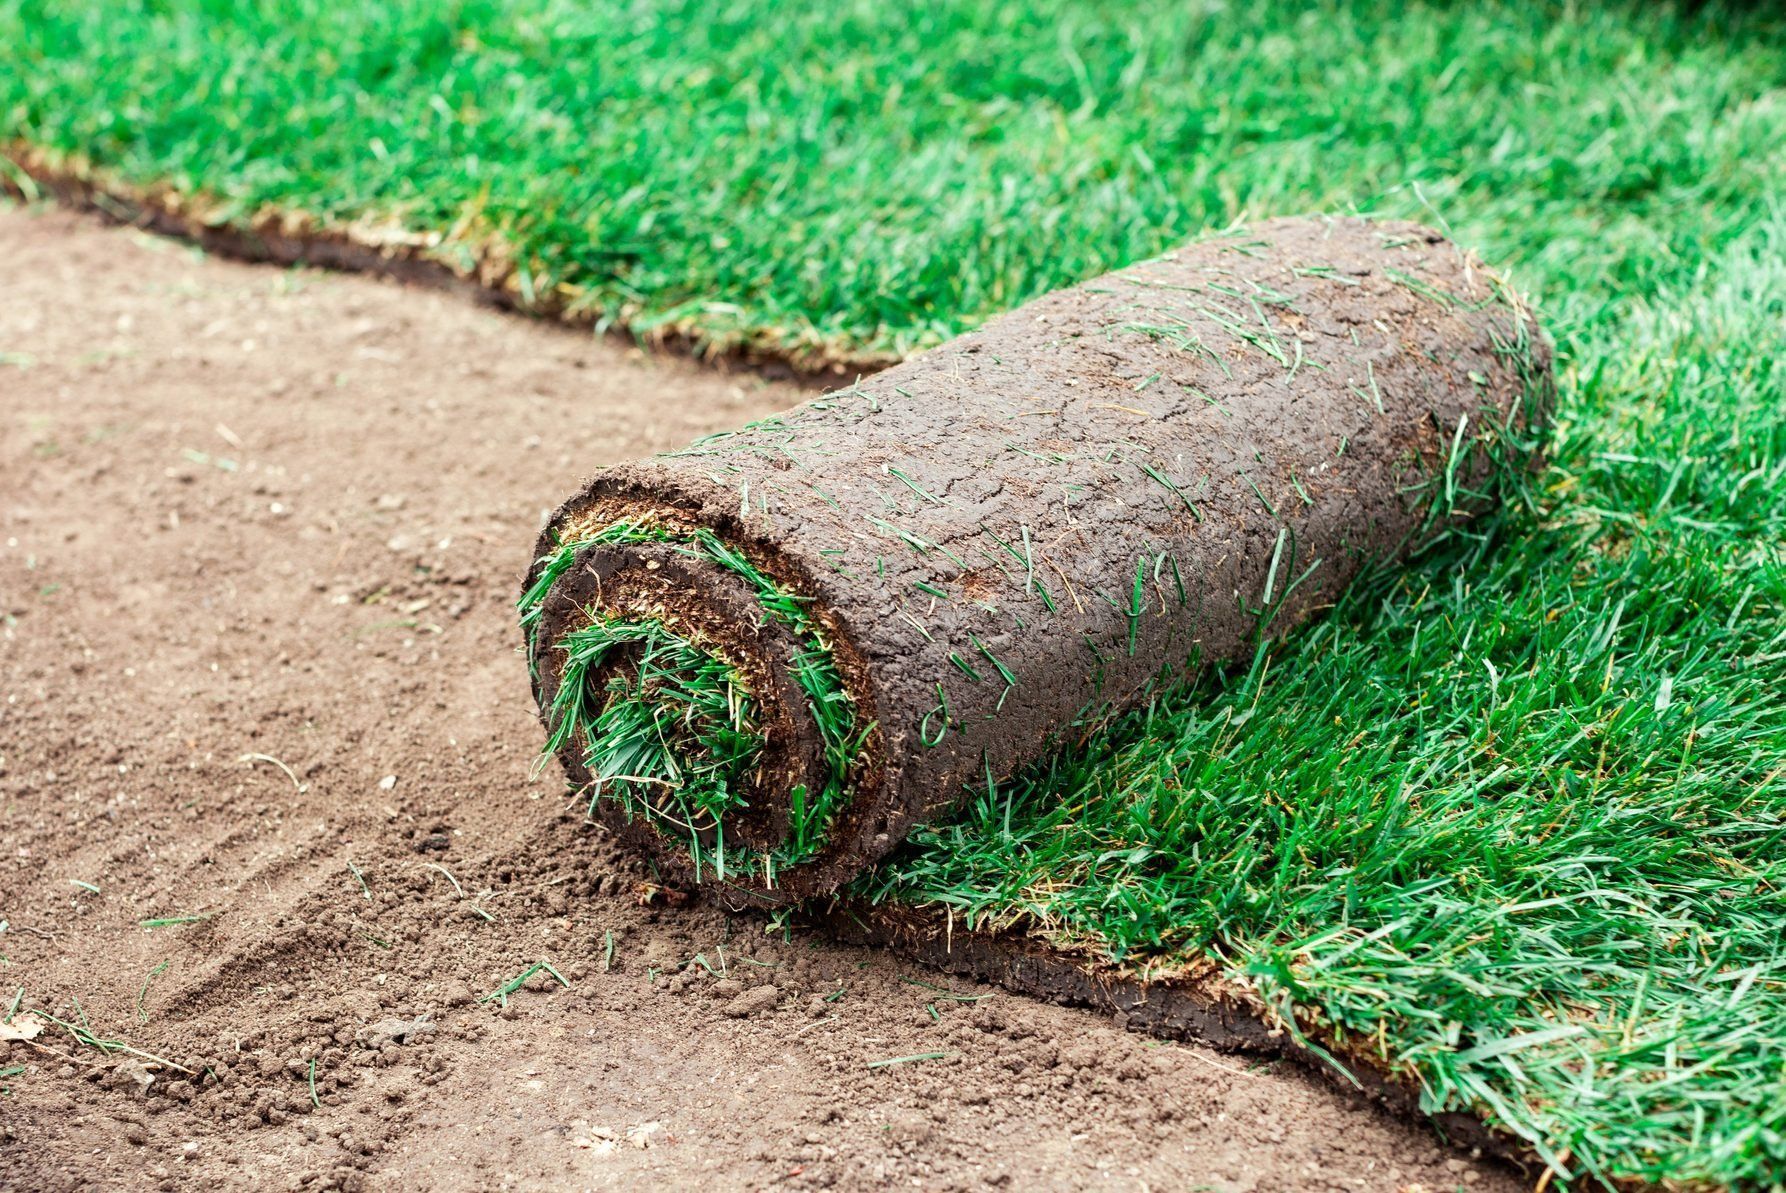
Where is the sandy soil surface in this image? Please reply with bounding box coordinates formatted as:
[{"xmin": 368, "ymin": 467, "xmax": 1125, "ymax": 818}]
[{"xmin": 0, "ymin": 203, "xmax": 1516, "ymax": 1193}]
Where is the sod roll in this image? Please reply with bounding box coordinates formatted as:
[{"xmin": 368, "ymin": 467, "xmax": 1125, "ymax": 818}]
[{"xmin": 522, "ymin": 217, "xmax": 1551, "ymax": 905}]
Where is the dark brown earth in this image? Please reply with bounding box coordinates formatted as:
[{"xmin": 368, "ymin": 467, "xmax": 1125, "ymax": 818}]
[
  {"xmin": 1, "ymin": 202, "xmax": 1519, "ymax": 1192},
  {"xmin": 532, "ymin": 218, "xmax": 1550, "ymax": 904}
]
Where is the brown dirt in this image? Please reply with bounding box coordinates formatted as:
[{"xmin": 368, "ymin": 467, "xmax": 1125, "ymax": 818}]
[{"xmin": 0, "ymin": 202, "xmax": 1522, "ymax": 1193}]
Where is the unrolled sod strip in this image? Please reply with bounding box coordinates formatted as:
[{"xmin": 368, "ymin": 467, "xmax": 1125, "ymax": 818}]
[{"xmin": 521, "ymin": 217, "xmax": 1552, "ymax": 905}]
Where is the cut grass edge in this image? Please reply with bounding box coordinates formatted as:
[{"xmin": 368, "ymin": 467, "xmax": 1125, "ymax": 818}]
[{"xmin": 0, "ymin": 142, "xmax": 886, "ymax": 381}]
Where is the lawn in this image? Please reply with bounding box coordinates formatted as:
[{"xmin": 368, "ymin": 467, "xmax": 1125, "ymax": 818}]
[{"xmin": 5, "ymin": 0, "xmax": 1785, "ymax": 1186}]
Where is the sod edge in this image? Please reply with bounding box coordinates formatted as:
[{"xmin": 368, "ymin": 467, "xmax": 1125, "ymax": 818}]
[{"xmin": 0, "ymin": 143, "xmax": 899, "ymax": 378}]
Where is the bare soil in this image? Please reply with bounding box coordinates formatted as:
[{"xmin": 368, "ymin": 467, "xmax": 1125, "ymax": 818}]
[{"xmin": 0, "ymin": 203, "xmax": 1518, "ymax": 1193}]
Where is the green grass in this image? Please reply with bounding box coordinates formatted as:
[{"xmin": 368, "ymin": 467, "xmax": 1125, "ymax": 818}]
[
  {"xmin": 0, "ymin": 0, "xmax": 1779, "ymax": 365},
  {"xmin": 479, "ymin": 959, "xmax": 571, "ymax": 1008},
  {"xmin": 6, "ymin": 0, "xmax": 1786, "ymax": 1186},
  {"xmin": 547, "ymin": 613, "xmax": 766, "ymax": 872}
]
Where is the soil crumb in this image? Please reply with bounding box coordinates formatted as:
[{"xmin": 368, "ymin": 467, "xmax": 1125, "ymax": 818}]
[{"xmin": 0, "ymin": 203, "xmax": 1518, "ymax": 1192}]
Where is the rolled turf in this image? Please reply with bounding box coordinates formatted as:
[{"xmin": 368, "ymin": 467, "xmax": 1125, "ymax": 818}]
[{"xmin": 521, "ymin": 216, "xmax": 1550, "ymax": 904}]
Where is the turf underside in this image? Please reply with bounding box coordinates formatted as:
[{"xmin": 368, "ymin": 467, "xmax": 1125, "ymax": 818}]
[{"xmin": 5, "ymin": 0, "xmax": 1785, "ymax": 1185}]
